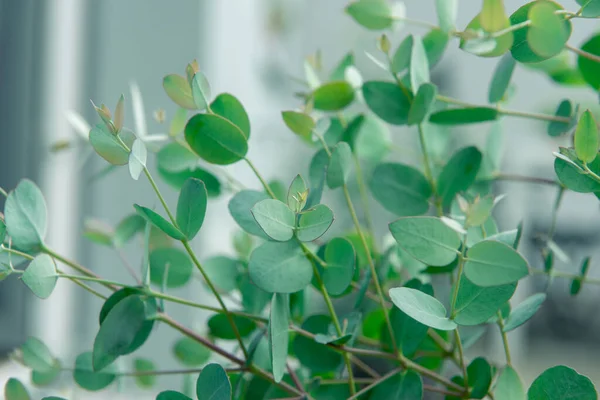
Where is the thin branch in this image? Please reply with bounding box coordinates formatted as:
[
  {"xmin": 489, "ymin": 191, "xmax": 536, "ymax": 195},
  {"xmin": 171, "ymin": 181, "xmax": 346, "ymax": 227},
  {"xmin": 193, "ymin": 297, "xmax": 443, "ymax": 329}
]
[{"xmin": 566, "ymin": 43, "xmax": 600, "ymax": 64}]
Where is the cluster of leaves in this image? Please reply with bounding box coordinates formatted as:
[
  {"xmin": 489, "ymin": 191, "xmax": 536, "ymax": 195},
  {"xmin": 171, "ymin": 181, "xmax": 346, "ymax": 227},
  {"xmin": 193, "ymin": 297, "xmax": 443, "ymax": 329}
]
[{"xmin": 2, "ymin": 0, "xmax": 600, "ymax": 399}]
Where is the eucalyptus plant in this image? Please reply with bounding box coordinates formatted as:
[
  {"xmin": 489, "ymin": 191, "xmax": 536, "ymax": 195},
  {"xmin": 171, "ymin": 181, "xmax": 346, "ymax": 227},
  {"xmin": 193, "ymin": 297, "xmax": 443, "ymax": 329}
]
[{"xmin": 3, "ymin": 0, "xmax": 600, "ymax": 399}]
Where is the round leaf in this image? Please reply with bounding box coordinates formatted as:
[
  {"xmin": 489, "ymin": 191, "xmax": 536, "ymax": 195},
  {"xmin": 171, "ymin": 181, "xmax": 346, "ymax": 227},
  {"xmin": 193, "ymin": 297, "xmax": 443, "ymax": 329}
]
[
  {"xmin": 503, "ymin": 293, "xmax": 546, "ymax": 332},
  {"xmin": 176, "ymin": 178, "xmax": 207, "ymax": 240},
  {"xmin": 453, "ymin": 277, "xmax": 516, "ymax": 326},
  {"xmin": 211, "ymin": 93, "xmax": 250, "ymax": 139},
  {"xmin": 370, "ymin": 163, "xmax": 432, "ymax": 216},
  {"xmin": 4, "ymin": 179, "xmax": 47, "ymax": 250},
  {"xmin": 389, "ymin": 287, "xmax": 457, "ymax": 330},
  {"xmin": 173, "ymin": 337, "xmax": 211, "ymax": 366},
  {"xmin": 196, "ymin": 363, "xmax": 231, "ymax": 400},
  {"xmin": 327, "ymin": 142, "xmax": 352, "ymax": 189},
  {"xmin": 248, "ymin": 240, "xmax": 313, "ymax": 293},
  {"xmin": 296, "ymin": 204, "xmax": 334, "ymax": 242},
  {"xmin": 494, "ymin": 366, "xmax": 525, "ymax": 400},
  {"xmin": 157, "ymin": 391, "xmax": 193, "ymax": 400},
  {"xmin": 73, "ymin": 352, "xmax": 117, "ymax": 391},
  {"xmin": 158, "ymin": 165, "xmax": 221, "ymax": 196},
  {"xmin": 437, "ymin": 146, "xmax": 482, "ymax": 209},
  {"xmin": 461, "ymin": 12, "xmax": 513, "ymax": 58},
  {"xmin": 312, "ymin": 81, "xmax": 355, "ymax": 111},
  {"xmin": 149, "ymin": 248, "xmax": 193, "ymax": 288},
  {"xmin": 21, "ymin": 337, "xmax": 56, "ymax": 373},
  {"xmin": 163, "ymin": 74, "xmax": 196, "ymax": 109},
  {"xmin": 4, "ymin": 378, "xmax": 30, "ymax": 400},
  {"xmin": 527, "ymin": 1, "xmax": 569, "ymax": 59},
  {"xmin": 322, "ymin": 237, "xmax": 355, "ymax": 296},
  {"xmin": 251, "ymin": 199, "xmax": 295, "ymax": 241},
  {"xmin": 229, "ymin": 190, "xmax": 271, "ymax": 238},
  {"xmin": 89, "ymin": 124, "xmax": 134, "ymax": 166},
  {"xmin": 203, "ymin": 256, "xmax": 240, "ymax": 292},
  {"xmin": 282, "ymin": 111, "xmax": 314, "ymax": 140},
  {"xmin": 362, "ymin": 81, "xmax": 413, "ymax": 125},
  {"xmin": 389, "ymin": 216, "xmax": 461, "ymax": 266},
  {"xmin": 579, "ymin": 34, "xmax": 600, "ymax": 90},
  {"xmin": 22, "ymin": 254, "xmax": 57, "ymax": 299},
  {"xmin": 346, "ymin": 0, "xmax": 393, "ymax": 30},
  {"xmin": 287, "ymin": 174, "xmax": 308, "ymax": 212},
  {"xmin": 528, "ymin": 366, "xmax": 596, "ymax": 400},
  {"xmin": 208, "ymin": 314, "xmax": 256, "ymax": 340},
  {"xmin": 548, "ymin": 100, "xmax": 576, "ymax": 137},
  {"xmin": 464, "ymin": 240, "xmax": 529, "ymax": 286},
  {"xmin": 157, "ymin": 142, "xmax": 198, "ymax": 173},
  {"xmin": 185, "ymin": 113, "xmax": 248, "ymax": 165},
  {"xmin": 128, "ymin": 139, "xmax": 147, "ymax": 181},
  {"xmin": 133, "ymin": 358, "xmax": 156, "ymax": 388}
]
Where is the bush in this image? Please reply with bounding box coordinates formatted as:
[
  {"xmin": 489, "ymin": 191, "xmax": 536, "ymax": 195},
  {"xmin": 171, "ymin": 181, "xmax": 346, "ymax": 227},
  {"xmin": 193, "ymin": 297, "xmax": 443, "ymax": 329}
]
[{"xmin": 2, "ymin": 1, "xmax": 600, "ymax": 399}]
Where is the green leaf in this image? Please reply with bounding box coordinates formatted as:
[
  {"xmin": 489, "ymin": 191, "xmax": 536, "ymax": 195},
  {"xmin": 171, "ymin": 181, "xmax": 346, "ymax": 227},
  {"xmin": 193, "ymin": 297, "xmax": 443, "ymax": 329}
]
[
  {"xmin": 296, "ymin": 204, "xmax": 334, "ymax": 242},
  {"xmin": 322, "ymin": 238, "xmax": 355, "ymax": 296},
  {"xmin": 548, "ymin": 100, "xmax": 576, "ymax": 137},
  {"xmin": 481, "ymin": 0, "xmax": 508, "ymax": 32},
  {"xmin": 330, "ymin": 53, "xmax": 355, "ymax": 81},
  {"xmin": 385, "ymin": 279, "xmax": 431, "ymax": 355},
  {"xmin": 169, "ymin": 108, "xmax": 188, "ymax": 136},
  {"xmin": 196, "ymin": 363, "xmax": 231, "ymax": 400},
  {"xmin": 461, "ymin": 12, "xmax": 513, "ymax": 57},
  {"xmin": 249, "ymin": 240, "xmax": 313, "ymax": 293},
  {"xmin": 93, "ymin": 295, "xmax": 150, "ymax": 370},
  {"xmin": 327, "ymin": 142, "xmax": 352, "ymax": 189},
  {"xmin": 211, "ymin": 93, "xmax": 250, "ymax": 139},
  {"xmin": 554, "ymin": 149, "xmax": 600, "ymax": 192},
  {"xmin": 509, "ymin": 1, "xmax": 572, "ymax": 63},
  {"xmin": 89, "ymin": 123, "xmax": 134, "ymax": 165},
  {"xmin": 128, "ymin": 139, "xmax": 147, "ymax": 180},
  {"xmin": 22, "ymin": 254, "xmax": 57, "ymax": 299},
  {"xmin": 467, "ymin": 357, "xmax": 493, "ymax": 399},
  {"xmin": 31, "ymin": 365, "xmax": 61, "ymax": 387},
  {"xmin": 410, "ymin": 36, "xmax": 430, "ymax": 93},
  {"xmin": 4, "ymin": 179, "xmax": 47, "ymax": 250},
  {"xmin": 574, "ymin": 110, "xmax": 599, "ymax": 164},
  {"xmin": 176, "ymin": 178, "xmax": 207, "ymax": 240},
  {"xmin": 371, "ymin": 370, "xmax": 423, "ymax": 400},
  {"xmin": 158, "ymin": 165, "xmax": 221, "ymax": 197},
  {"xmin": 83, "ymin": 219, "xmax": 113, "ymax": 247},
  {"xmin": 464, "ymin": 240, "xmax": 529, "ymax": 286},
  {"xmin": 370, "ymin": 163, "xmax": 432, "ymax": 216},
  {"xmin": 292, "ymin": 315, "xmax": 343, "ymax": 372},
  {"xmin": 157, "ymin": 391, "xmax": 193, "ymax": 400},
  {"xmin": 269, "ymin": 293, "xmax": 289, "ymax": 383},
  {"xmin": 73, "ymin": 352, "xmax": 117, "ymax": 391},
  {"xmin": 345, "ymin": 0, "xmax": 393, "ymax": 30},
  {"xmin": 281, "ymin": 111, "xmax": 314, "ymax": 140},
  {"xmin": 191, "ymin": 72, "xmax": 211, "ymax": 110},
  {"xmin": 429, "ymin": 107, "xmax": 498, "ymax": 125},
  {"xmin": 579, "ymin": 34, "xmax": 600, "ymax": 90},
  {"xmin": 228, "ymin": 190, "xmax": 271, "ymax": 238},
  {"xmin": 251, "ymin": 199, "xmax": 295, "ymax": 241},
  {"xmin": 312, "ymin": 81, "xmax": 355, "ymax": 111},
  {"xmin": 208, "ymin": 314, "xmax": 256, "ymax": 340},
  {"xmin": 307, "ymin": 149, "xmax": 328, "ymax": 208},
  {"xmin": 437, "ymin": 147, "xmax": 483, "ymax": 209},
  {"xmin": 527, "ymin": 1, "xmax": 569, "ymax": 59},
  {"xmin": 423, "ymin": 29, "xmax": 450, "ymax": 67},
  {"xmin": 157, "ymin": 142, "xmax": 199, "ymax": 173},
  {"xmin": 203, "ymin": 256, "xmax": 240, "ymax": 293},
  {"xmin": 488, "ymin": 54, "xmax": 516, "ymax": 103},
  {"xmin": 391, "ymin": 36, "xmax": 413, "ymax": 74},
  {"xmin": 113, "ymin": 214, "xmax": 145, "ymax": 248},
  {"xmin": 362, "ymin": 81, "xmax": 413, "ymax": 125},
  {"xmin": 134, "ymin": 205, "xmax": 186, "ymax": 240},
  {"xmin": 495, "ymin": 366, "xmax": 526, "ymax": 400},
  {"xmin": 173, "ymin": 337, "xmax": 211, "ymax": 366},
  {"xmin": 352, "ymin": 115, "xmax": 391, "ymax": 163},
  {"xmin": 435, "ymin": 0, "xmax": 457, "ymax": 32},
  {"xmin": 133, "ymin": 358, "xmax": 156, "ymax": 388},
  {"xmin": 185, "ymin": 113, "xmax": 248, "ymax": 165},
  {"xmin": 528, "ymin": 366, "xmax": 596, "ymax": 400},
  {"xmin": 389, "ymin": 216, "xmax": 461, "ymax": 266},
  {"xmin": 576, "ymin": 0, "xmax": 600, "ymax": 17},
  {"xmin": 287, "ymin": 175, "xmax": 308, "ymax": 213},
  {"xmin": 149, "ymin": 248, "xmax": 193, "ymax": 288},
  {"xmin": 389, "ymin": 287, "xmax": 457, "ymax": 330},
  {"xmin": 408, "ymin": 83, "xmax": 437, "ymax": 125},
  {"xmin": 453, "ymin": 277, "xmax": 516, "ymax": 325},
  {"xmin": 503, "ymin": 293, "xmax": 546, "ymax": 332},
  {"xmin": 163, "ymin": 74, "xmax": 196, "ymax": 109},
  {"xmin": 571, "ymin": 257, "xmax": 590, "ymax": 296},
  {"xmin": 21, "ymin": 337, "xmax": 56, "ymax": 373},
  {"xmin": 4, "ymin": 378, "xmax": 30, "ymax": 400},
  {"xmin": 0, "ymin": 218, "xmax": 6, "ymax": 243}
]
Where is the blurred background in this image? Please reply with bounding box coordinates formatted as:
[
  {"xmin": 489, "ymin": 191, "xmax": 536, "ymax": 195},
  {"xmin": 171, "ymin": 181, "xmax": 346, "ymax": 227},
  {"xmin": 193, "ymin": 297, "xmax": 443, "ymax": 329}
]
[{"xmin": 1, "ymin": 0, "xmax": 600, "ymax": 398}]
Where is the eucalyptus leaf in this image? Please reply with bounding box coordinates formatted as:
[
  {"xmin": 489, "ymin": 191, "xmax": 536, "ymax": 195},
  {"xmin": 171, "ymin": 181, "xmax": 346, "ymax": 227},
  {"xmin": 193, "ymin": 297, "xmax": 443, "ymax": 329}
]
[
  {"xmin": 362, "ymin": 81, "xmax": 413, "ymax": 125},
  {"xmin": 173, "ymin": 337, "xmax": 211, "ymax": 366},
  {"xmin": 578, "ymin": 34, "xmax": 600, "ymax": 90},
  {"xmin": 527, "ymin": 1, "xmax": 569, "ymax": 59},
  {"xmin": 163, "ymin": 74, "xmax": 196, "ymax": 109},
  {"xmin": 128, "ymin": 139, "xmax": 147, "ymax": 180},
  {"xmin": 176, "ymin": 178, "xmax": 207, "ymax": 240},
  {"xmin": 371, "ymin": 370, "xmax": 422, "ymax": 400},
  {"xmin": 4, "ymin": 179, "xmax": 47, "ymax": 250},
  {"xmin": 574, "ymin": 110, "xmax": 599, "ymax": 164},
  {"xmin": 73, "ymin": 352, "xmax": 117, "ymax": 391},
  {"xmin": 134, "ymin": 205, "xmax": 186, "ymax": 240},
  {"xmin": 464, "ymin": 240, "xmax": 529, "ymax": 286},
  {"xmin": 410, "ymin": 35, "xmax": 430, "ymax": 93},
  {"xmin": 370, "ymin": 163, "xmax": 432, "ymax": 216},
  {"xmin": 196, "ymin": 363, "xmax": 231, "ymax": 400},
  {"xmin": 282, "ymin": 111, "xmax": 314, "ymax": 140},
  {"xmin": 429, "ymin": 107, "xmax": 498, "ymax": 125},
  {"xmin": 185, "ymin": 113, "xmax": 248, "ymax": 165},
  {"xmin": 157, "ymin": 391, "xmax": 193, "ymax": 400},
  {"xmin": 488, "ymin": 54, "xmax": 516, "ymax": 103},
  {"xmin": 249, "ymin": 240, "xmax": 313, "ymax": 293},
  {"xmin": 287, "ymin": 174, "xmax": 308, "ymax": 212},
  {"xmin": 452, "ymin": 277, "xmax": 516, "ymax": 325},
  {"xmin": 134, "ymin": 358, "xmax": 156, "ymax": 388},
  {"xmin": 89, "ymin": 124, "xmax": 134, "ymax": 165},
  {"xmin": 191, "ymin": 71, "xmax": 211, "ymax": 110},
  {"xmin": 435, "ymin": 0, "xmax": 457, "ymax": 32},
  {"xmin": 149, "ymin": 248, "xmax": 193, "ymax": 288},
  {"xmin": 346, "ymin": 0, "xmax": 393, "ymax": 30},
  {"xmin": 229, "ymin": 190, "xmax": 271, "ymax": 239},
  {"xmin": 4, "ymin": 378, "xmax": 30, "ymax": 400},
  {"xmin": 528, "ymin": 366, "xmax": 596, "ymax": 400},
  {"xmin": 548, "ymin": 100, "xmax": 576, "ymax": 137},
  {"xmin": 327, "ymin": 142, "xmax": 352, "ymax": 189},
  {"xmin": 408, "ymin": 83, "xmax": 437, "ymax": 125},
  {"xmin": 494, "ymin": 366, "xmax": 525, "ymax": 400},
  {"xmin": 437, "ymin": 146, "xmax": 482, "ymax": 209},
  {"xmin": 211, "ymin": 93, "xmax": 250, "ymax": 139},
  {"xmin": 157, "ymin": 142, "xmax": 198, "ymax": 173},
  {"xmin": 296, "ymin": 204, "xmax": 334, "ymax": 242},
  {"xmin": 292, "ymin": 315, "xmax": 343, "ymax": 372},
  {"xmin": 312, "ymin": 81, "xmax": 355, "ymax": 111},
  {"xmin": 389, "ymin": 216, "xmax": 461, "ymax": 266},
  {"xmin": 503, "ymin": 293, "xmax": 546, "ymax": 332},
  {"xmin": 21, "ymin": 337, "xmax": 56, "ymax": 373},
  {"xmin": 322, "ymin": 238, "xmax": 355, "ymax": 296},
  {"xmin": 22, "ymin": 254, "xmax": 57, "ymax": 299},
  {"xmin": 389, "ymin": 287, "xmax": 457, "ymax": 330},
  {"xmin": 251, "ymin": 199, "xmax": 295, "ymax": 242},
  {"xmin": 269, "ymin": 293, "xmax": 289, "ymax": 383}
]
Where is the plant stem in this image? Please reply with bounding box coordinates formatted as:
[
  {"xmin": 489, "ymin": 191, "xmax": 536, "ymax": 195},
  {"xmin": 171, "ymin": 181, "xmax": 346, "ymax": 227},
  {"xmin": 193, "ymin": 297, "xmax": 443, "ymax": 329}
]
[
  {"xmin": 310, "ymin": 259, "xmax": 356, "ymax": 394},
  {"xmin": 454, "ymin": 328, "xmax": 469, "ymax": 393},
  {"xmin": 482, "ymin": 174, "xmax": 559, "ymax": 186},
  {"xmin": 143, "ymin": 167, "xmax": 177, "ymax": 224},
  {"xmin": 496, "ymin": 311, "xmax": 512, "ymax": 366},
  {"xmin": 244, "ymin": 157, "xmax": 277, "ymax": 198},
  {"xmin": 0, "ymin": 246, "xmax": 34, "ymax": 260},
  {"xmin": 531, "ymin": 268, "xmax": 600, "ymax": 285},
  {"xmin": 450, "ymin": 252, "xmax": 466, "ymax": 316},
  {"xmin": 566, "ymin": 43, "xmax": 600, "ymax": 64},
  {"xmin": 119, "ymin": 367, "xmax": 244, "ymax": 377},
  {"xmin": 342, "ymin": 185, "xmax": 398, "ymax": 355},
  {"xmin": 401, "ymin": 355, "xmax": 465, "ymax": 392},
  {"xmin": 42, "ymin": 246, "xmax": 118, "ymax": 291},
  {"xmin": 0, "ymin": 187, "xmax": 7, "ymax": 197},
  {"xmin": 436, "ymin": 95, "xmax": 571, "ymax": 123},
  {"xmin": 417, "ymin": 124, "xmax": 443, "ymax": 216},
  {"xmin": 347, "ymin": 367, "xmax": 402, "ymax": 400},
  {"xmin": 350, "ymin": 355, "xmax": 381, "ymax": 378},
  {"xmin": 353, "ymin": 155, "xmax": 378, "ymax": 253},
  {"xmin": 548, "ymin": 187, "xmax": 565, "ymax": 241},
  {"xmin": 57, "ymin": 274, "xmax": 127, "ymax": 288}
]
